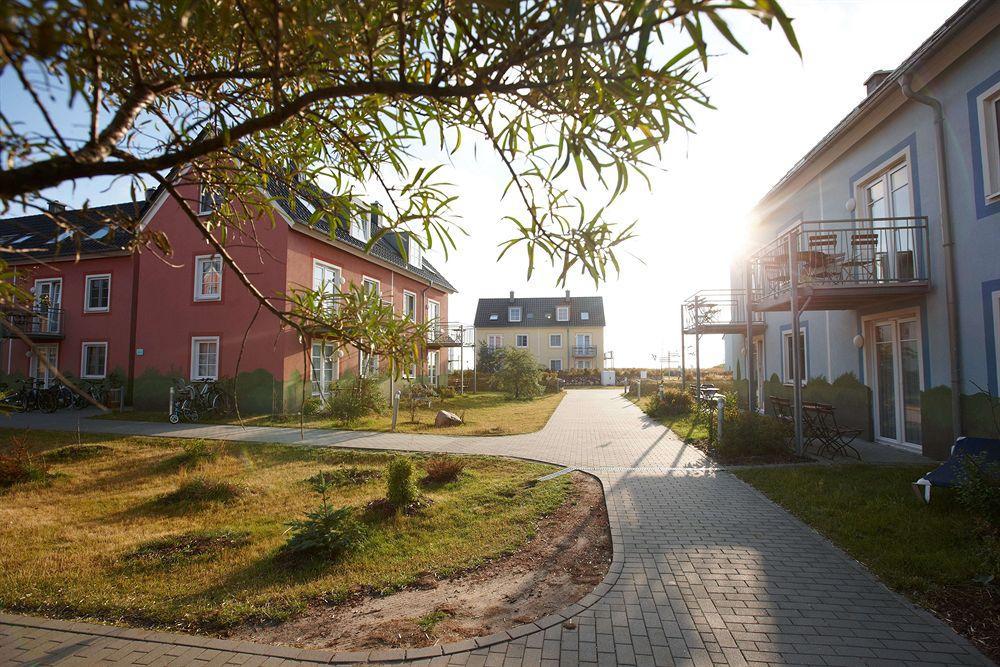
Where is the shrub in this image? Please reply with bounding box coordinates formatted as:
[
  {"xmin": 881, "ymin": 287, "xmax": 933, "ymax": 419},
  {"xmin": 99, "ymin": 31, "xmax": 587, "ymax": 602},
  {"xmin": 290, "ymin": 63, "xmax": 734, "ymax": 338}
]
[
  {"xmin": 327, "ymin": 374, "xmax": 387, "ymax": 425},
  {"xmin": 540, "ymin": 372, "xmax": 561, "ymax": 394},
  {"xmin": 0, "ymin": 437, "xmax": 50, "ymax": 488},
  {"xmin": 956, "ymin": 455, "xmax": 1000, "ymax": 526},
  {"xmin": 386, "ymin": 457, "xmax": 417, "ymax": 508},
  {"xmin": 157, "ymin": 476, "xmax": 244, "ymax": 506},
  {"xmin": 644, "ymin": 388, "xmax": 693, "ymax": 418},
  {"xmin": 477, "ymin": 343, "xmax": 507, "ymax": 375},
  {"xmin": 401, "ymin": 382, "xmax": 436, "ymax": 422},
  {"xmin": 301, "ymin": 397, "xmax": 323, "ymax": 415},
  {"xmin": 44, "ymin": 443, "xmax": 113, "ymax": 463},
  {"xmin": 494, "ymin": 348, "xmax": 542, "ymax": 399},
  {"xmin": 283, "ymin": 501, "xmax": 364, "ymax": 558},
  {"xmin": 307, "ymin": 467, "xmax": 381, "ymax": 489},
  {"xmin": 718, "ymin": 410, "xmax": 791, "ymax": 458},
  {"xmin": 437, "ymin": 386, "xmax": 456, "ymax": 399},
  {"xmin": 423, "ymin": 455, "xmax": 466, "ymax": 484}
]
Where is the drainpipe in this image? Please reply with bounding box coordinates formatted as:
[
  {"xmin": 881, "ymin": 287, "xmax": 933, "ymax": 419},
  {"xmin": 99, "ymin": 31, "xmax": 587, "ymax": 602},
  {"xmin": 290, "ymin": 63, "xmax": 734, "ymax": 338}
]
[{"xmin": 899, "ymin": 73, "xmax": 963, "ymax": 442}]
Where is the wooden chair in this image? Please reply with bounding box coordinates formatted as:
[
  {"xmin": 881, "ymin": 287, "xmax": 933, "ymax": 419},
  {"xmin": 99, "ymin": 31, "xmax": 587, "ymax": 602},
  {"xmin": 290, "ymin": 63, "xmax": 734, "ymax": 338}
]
[
  {"xmin": 842, "ymin": 232, "xmax": 879, "ymax": 282},
  {"xmin": 804, "ymin": 233, "xmax": 844, "ymax": 283},
  {"xmin": 809, "ymin": 403, "xmax": 862, "ymax": 460}
]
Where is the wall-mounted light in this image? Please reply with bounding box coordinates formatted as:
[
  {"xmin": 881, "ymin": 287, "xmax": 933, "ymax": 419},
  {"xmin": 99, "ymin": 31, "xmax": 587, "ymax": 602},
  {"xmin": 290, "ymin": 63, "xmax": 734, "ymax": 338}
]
[
  {"xmin": 845, "ymin": 197, "xmax": 856, "ymax": 213},
  {"xmin": 853, "ymin": 334, "xmax": 865, "ymax": 349}
]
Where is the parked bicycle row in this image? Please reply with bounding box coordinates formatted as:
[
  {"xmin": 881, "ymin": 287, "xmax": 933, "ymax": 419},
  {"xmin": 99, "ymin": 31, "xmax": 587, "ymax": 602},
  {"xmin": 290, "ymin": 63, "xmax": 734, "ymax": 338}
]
[
  {"xmin": 0, "ymin": 377, "xmax": 117, "ymax": 413},
  {"xmin": 168, "ymin": 378, "xmax": 235, "ymax": 423}
]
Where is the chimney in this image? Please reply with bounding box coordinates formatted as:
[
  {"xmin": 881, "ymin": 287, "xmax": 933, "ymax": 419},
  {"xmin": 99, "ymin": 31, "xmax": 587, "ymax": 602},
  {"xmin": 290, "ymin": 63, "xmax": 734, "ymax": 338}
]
[
  {"xmin": 47, "ymin": 201, "xmax": 66, "ymax": 214},
  {"xmin": 145, "ymin": 187, "xmax": 157, "ymax": 201},
  {"xmin": 509, "ymin": 290, "xmax": 515, "ymax": 301},
  {"xmin": 864, "ymin": 70, "xmax": 893, "ymax": 96},
  {"xmin": 565, "ymin": 289, "xmax": 570, "ymax": 299}
]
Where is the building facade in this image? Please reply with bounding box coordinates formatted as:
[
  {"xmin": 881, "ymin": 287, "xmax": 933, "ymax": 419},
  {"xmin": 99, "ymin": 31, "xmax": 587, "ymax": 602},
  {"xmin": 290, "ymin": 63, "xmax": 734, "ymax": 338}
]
[
  {"xmin": 474, "ymin": 293, "xmax": 605, "ymax": 371},
  {"xmin": 0, "ymin": 176, "xmax": 455, "ymax": 412},
  {"xmin": 722, "ymin": 0, "xmax": 1000, "ymax": 459}
]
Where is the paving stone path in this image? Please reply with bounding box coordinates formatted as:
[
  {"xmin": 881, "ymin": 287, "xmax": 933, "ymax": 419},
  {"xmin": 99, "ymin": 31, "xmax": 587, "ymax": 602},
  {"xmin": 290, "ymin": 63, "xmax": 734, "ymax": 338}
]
[{"xmin": 0, "ymin": 390, "xmax": 990, "ymax": 666}]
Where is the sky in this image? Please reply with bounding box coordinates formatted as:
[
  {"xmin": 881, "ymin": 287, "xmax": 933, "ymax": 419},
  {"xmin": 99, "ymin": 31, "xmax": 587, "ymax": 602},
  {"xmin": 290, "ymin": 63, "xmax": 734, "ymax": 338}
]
[{"xmin": 0, "ymin": 0, "xmax": 967, "ymax": 369}]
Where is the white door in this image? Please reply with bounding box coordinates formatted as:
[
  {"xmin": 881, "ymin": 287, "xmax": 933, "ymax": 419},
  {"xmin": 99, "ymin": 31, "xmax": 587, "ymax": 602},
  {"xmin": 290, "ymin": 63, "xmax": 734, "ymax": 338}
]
[
  {"xmin": 34, "ymin": 279, "xmax": 62, "ymax": 333},
  {"xmin": 871, "ymin": 317, "xmax": 922, "ymax": 449},
  {"xmin": 426, "ymin": 300, "xmax": 440, "ymax": 341},
  {"xmin": 575, "ymin": 333, "xmax": 591, "ymax": 352},
  {"xmin": 30, "ymin": 344, "xmax": 58, "ymax": 387},
  {"xmin": 427, "ymin": 351, "xmax": 439, "ymax": 386}
]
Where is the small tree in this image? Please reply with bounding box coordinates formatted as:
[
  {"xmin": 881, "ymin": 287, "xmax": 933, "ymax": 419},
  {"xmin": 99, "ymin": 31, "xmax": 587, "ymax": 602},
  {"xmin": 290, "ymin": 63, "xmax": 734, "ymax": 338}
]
[
  {"xmin": 477, "ymin": 343, "xmax": 507, "ymax": 375},
  {"xmin": 495, "ymin": 349, "xmax": 543, "ymax": 400}
]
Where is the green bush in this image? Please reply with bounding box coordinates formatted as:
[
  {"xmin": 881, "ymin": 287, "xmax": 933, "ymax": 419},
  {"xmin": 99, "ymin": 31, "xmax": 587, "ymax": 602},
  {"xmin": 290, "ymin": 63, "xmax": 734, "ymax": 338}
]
[
  {"xmin": 494, "ymin": 348, "xmax": 542, "ymax": 399},
  {"xmin": 956, "ymin": 455, "xmax": 1000, "ymax": 527},
  {"xmin": 477, "ymin": 343, "xmax": 507, "ymax": 375},
  {"xmin": 327, "ymin": 374, "xmax": 387, "ymax": 425},
  {"xmin": 386, "ymin": 457, "xmax": 417, "ymax": 508},
  {"xmin": 157, "ymin": 476, "xmax": 244, "ymax": 506},
  {"xmin": 644, "ymin": 387, "xmax": 692, "ymax": 418},
  {"xmin": 437, "ymin": 386, "xmax": 456, "ymax": 399},
  {"xmin": 423, "ymin": 455, "xmax": 466, "ymax": 484},
  {"xmin": 540, "ymin": 372, "xmax": 561, "ymax": 394},
  {"xmin": 718, "ymin": 410, "xmax": 791, "ymax": 458},
  {"xmin": 283, "ymin": 499, "xmax": 364, "ymax": 558},
  {"xmin": 301, "ymin": 397, "xmax": 323, "ymax": 415}
]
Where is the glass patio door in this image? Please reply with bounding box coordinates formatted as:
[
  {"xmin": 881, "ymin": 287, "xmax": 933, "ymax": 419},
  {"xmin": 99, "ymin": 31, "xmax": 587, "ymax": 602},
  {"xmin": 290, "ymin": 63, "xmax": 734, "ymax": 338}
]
[
  {"xmin": 34, "ymin": 278, "xmax": 62, "ymax": 333},
  {"xmin": 871, "ymin": 317, "xmax": 922, "ymax": 448},
  {"xmin": 30, "ymin": 344, "xmax": 58, "ymax": 387}
]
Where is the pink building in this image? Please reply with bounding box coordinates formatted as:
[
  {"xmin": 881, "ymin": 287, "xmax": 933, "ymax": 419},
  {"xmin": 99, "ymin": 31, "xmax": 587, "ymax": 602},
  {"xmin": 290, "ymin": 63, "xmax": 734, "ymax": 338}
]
[{"xmin": 0, "ymin": 178, "xmax": 455, "ymax": 412}]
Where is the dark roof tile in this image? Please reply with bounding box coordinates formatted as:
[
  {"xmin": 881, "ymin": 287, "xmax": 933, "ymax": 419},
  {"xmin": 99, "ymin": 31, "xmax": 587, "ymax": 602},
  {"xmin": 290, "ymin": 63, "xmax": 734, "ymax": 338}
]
[{"xmin": 474, "ymin": 296, "xmax": 604, "ymax": 328}]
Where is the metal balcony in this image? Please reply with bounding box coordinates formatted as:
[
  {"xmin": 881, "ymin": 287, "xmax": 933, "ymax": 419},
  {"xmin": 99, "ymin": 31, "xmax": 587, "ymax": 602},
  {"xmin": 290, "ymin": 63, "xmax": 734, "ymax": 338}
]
[
  {"xmin": 749, "ymin": 217, "xmax": 930, "ymax": 312},
  {"xmin": 425, "ymin": 321, "xmax": 466, "ymax": 349},
  {"xmin": 682, "ymin": 289, "xmax": 765, "ymax": 336},
  {"xmin": 0, "ymin": 305, "xmax": 65, "ymax": 339},
  {"xmin": 572, "ymin": 346, "xmax": 597, "ymax": 357}
]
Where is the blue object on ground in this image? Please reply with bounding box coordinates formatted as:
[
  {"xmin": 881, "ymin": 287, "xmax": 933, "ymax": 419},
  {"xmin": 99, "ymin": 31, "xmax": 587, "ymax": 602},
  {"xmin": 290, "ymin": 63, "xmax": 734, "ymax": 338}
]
[{"xmin": 913, "ymin": 436, "xmax": 1000, "ymax": 502}]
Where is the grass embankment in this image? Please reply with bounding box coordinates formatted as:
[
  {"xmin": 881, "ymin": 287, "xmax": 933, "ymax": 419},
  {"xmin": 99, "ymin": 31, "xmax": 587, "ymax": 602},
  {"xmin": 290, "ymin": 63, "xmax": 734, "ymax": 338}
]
[
  {"xmin": 734, "ymin": 465, "xmax": 999, "ymax": 660},
  {"xmin": 101, "ymin": 391, "xmax": 565, "ymax": 437},
  {"xmin": 628, "ymin": 394, "xmax": 709, "ymax": 442},
  {"xmin": 0, "ymin": 429, "xmax": 569, "ymax": 633}
]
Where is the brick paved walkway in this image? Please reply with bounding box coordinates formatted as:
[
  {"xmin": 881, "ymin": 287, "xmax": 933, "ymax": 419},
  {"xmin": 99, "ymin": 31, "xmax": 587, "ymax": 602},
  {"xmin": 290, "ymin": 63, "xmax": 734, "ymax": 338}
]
[{"xmin": 0, "ymin": 390, "xmax": 990, "ymax": 666}]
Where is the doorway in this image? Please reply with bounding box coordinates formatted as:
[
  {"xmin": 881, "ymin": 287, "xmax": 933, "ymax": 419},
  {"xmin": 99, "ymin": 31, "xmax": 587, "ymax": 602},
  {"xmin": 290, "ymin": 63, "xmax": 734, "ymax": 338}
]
[
  {"xmin": 34, "ymin": 278, "xmax": 62, "ymax": 334},
  {"xmin": 868, "ymin": 315, "xmax": 922, "ymax": 450},
  {"xmin": 30, "ymin": 344, "xmax": 59, "ymax": 387}
]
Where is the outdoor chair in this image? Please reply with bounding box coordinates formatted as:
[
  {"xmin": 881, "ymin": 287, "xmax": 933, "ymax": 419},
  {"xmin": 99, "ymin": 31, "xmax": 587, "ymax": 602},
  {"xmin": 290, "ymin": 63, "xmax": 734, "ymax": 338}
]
[
  {"xmin": 841, "ymin": 232, "xmax": 879, "ymax": 283},
  {"xmin": 912, "ymin": 437, "xmax": 1000, "ymax": 503},
  {"xmin": 806, "ymin": 402, "xmax": 862, "ymax": 460},
  {"xmin": 802, "ymin": 233, "xmax": 844, "ymax": 284}
]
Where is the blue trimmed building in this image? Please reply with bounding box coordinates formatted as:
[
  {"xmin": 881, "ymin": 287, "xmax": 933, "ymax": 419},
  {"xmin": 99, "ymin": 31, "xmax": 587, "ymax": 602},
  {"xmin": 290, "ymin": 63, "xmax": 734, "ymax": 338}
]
[{"xmin": 724, "ymin": 0, "xmax": 1000, "ymax": 459}]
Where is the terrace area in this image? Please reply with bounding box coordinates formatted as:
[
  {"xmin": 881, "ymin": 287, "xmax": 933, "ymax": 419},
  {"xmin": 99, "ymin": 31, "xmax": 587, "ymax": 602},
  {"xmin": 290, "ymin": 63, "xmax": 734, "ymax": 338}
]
[{"xmin": 749, "ymin": 217, "xmax": 930, "ymax": 312}]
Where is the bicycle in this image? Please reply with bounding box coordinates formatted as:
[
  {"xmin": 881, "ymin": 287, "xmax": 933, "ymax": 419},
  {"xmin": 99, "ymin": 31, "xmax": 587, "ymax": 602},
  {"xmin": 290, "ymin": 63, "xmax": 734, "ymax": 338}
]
[
  {"xmin": 193, "ymin": 378, "xmax": 234, "ymax": 417},
  {"xmin": 168, "ymin": 379, "xmax": 199, "ymax": 424}
]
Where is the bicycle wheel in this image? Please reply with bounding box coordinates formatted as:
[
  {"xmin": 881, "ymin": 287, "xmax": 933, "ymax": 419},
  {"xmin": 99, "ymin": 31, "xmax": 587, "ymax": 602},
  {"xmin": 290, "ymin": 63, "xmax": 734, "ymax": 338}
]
[
  {"xmin": 210, "ymin": 391, "xmax": 234, "ymax": 416},
  {"xmin": 71, "ymin": 391, "xmax": 88, "ymax": 409},
  {"xmin": 40, "ymin": 391, "xmax": 58, "ymax": 413}
]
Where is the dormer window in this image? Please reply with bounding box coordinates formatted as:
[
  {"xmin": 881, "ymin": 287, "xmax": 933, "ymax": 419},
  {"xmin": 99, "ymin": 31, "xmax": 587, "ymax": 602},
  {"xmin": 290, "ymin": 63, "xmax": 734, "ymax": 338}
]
[
  {"xmin": 199, "ymin": 186, "xmax": 221, "ymax": 215},
  {"xmin": 489, "ymin": 313, "xmax": 499, "ymax": 321},
  {"xmin": 350, "ymin": 216, "xmax": 371, "ymax": 243},
  {"xmin": 556, "ymin": 306, "xmax": 569, "ymax": 322},
  {"xmin": 408, "ymin": 235, "xmax": 423, "ymax": 267},
  {"xmin": 581, "ymin": 311, "xmax": 589, "ymax": 320},
  {"xmin": 508, "ymin": 306, "xmax": 522, "ymax": 322}
]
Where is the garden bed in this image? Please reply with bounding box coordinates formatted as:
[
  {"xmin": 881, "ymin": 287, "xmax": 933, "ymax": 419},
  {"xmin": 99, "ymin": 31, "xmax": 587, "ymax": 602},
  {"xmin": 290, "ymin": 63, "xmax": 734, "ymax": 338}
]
[
  {"xmin": 0, "ymin": 429, "xmax": 609, "ymax": 647},
  {"xmin": 734, "ymin": 465, "xmax": 999, "ymax": 662},
  {"xmin": 99, "ymin": 390, "xmax": 565, "ymax": 437}
]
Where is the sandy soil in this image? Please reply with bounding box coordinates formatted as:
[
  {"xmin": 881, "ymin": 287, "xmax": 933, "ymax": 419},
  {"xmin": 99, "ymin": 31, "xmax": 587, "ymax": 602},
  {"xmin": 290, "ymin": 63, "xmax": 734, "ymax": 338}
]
[{"xmin": 231, "ymin": 472, "xmax": 611, "ymax": 651}]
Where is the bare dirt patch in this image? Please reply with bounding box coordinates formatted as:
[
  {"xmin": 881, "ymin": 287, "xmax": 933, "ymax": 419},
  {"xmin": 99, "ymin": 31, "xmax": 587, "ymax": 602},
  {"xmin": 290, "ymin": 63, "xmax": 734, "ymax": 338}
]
[{"xmin": 231, "ymin": 472, "xmax": 611, "ymax": 651}]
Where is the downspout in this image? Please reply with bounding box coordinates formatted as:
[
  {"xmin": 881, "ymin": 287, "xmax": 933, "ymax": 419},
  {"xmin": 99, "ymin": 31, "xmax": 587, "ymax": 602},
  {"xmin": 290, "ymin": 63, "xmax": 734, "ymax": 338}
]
[
  {"xmin": 899, "ymin": 73, "xmax": 963, "ymax": 441},
  {"xmin": 126, "ymin": 251, "xmax": 141, "ymax": 404}
]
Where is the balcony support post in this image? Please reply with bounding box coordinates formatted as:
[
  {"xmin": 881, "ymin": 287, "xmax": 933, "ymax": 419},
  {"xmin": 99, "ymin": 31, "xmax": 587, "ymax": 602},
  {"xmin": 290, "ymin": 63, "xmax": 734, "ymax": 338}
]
[
  {"xmin": 788, "ymin": 235, "xmax": 804, "ymax": 455},
  {"xmin": 693, "ymin": 296, "xmax": 702, "ymax": 401},
  {"xmin": 680, "ymin": 303, "xmax": 686, "ymax": 392},
  {"xmin": 745, "ymin": 261, "xmax": 756, "ymax": 413}
]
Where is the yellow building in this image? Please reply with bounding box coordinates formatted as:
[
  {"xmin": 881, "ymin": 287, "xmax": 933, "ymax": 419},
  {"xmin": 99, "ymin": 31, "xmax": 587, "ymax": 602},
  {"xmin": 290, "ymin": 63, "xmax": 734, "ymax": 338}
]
[{"xmin": 474, "ymin": 292, "xmax": 606, "ymax": 371}]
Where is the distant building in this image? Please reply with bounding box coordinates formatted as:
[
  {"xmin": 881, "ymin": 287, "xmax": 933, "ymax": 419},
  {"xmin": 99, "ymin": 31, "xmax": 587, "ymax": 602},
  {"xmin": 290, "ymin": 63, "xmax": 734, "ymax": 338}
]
[{"xmin": 474, "ymin": 292, "xmax": 605, "ymax": 371}]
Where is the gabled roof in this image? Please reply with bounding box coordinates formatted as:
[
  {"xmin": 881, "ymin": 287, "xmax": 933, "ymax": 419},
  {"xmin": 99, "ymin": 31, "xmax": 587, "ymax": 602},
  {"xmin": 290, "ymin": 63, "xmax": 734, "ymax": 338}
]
[
  {"xmin": 264, "ymin": 178, "xmax": 456, "ymax": 292},
  {"xmin": 756, "ymin": 0, "xmax": 991, "ymax": 210},
  {"xmin": 474, "ymin": 296, "xmax": 605, "ymax": 328},
  {"xmin": 0, "ymin": 202, "xmax": 142, "ymax": 262}
]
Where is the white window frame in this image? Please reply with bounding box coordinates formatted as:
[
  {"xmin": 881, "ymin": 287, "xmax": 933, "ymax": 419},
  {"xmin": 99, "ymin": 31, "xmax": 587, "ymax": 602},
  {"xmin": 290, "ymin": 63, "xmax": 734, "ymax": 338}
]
[
  {"xmin": 977, "ymin": 81, "xmax": 1000, "ymax": 203},
  {"xmin": 30, "ymin": 343, "xmax": 59, "ymax": 387},
  {"xmin": 359, "ymin": 349, "xmax": 379, "ymax": 377},
  {"xmin": 199, "ymin": 186, "xmax": 221, "ymax": 215},
  {"xmin": 508, "ymin": 306, "xmax": 522, "ymax": 322},
  {"xmin": 403, "ymin": 290, "xmax": 417, "ymax": 321},
  {"xmin": 556, "ymin": 306, "xmax": 569, "ymax": 322},
  {"xmin": 781, "ymin": 327, "xmax": 808, "ymax": 386},
  {"xmin": 80, "ymin": 341, "xmax": 108, "ymax": 379},
  {"xmin": 84, "ymin": 273, "xmax": 111, "ymax": 313},
  {"xmin": 350, "ymin": 216, "xmax": 371, "ymax": 243},
  {"xmin": 580, "ymin": 311, "xmax": 589, "ymax": 320},
  {"xmin": 549, "ymin": 359, "xmax": 562, "ymax": 372},
  {"xmin": 487, "ymin": 334, "xmax": 503, "ymax": 349},
  {"xmin": 190, "ymin": 336, "xmax": 220, "ymax": 380},
  {"xmin": 362, "ymin": 276, "xmax": 381, "ymax": 297},
  {"xmin": 575, "ymin": 360, "xmax": 592, "ymax": 370},
  {"xmin": 855, "ymin": 149, "xmax": 913, "ymax": 220},
  {"xmin": 408, "ymin": 235, "xmax": 423, "ymax": 267},
  {"xmin": 549, "ymin": 333, "xmax": 562, "ymax": 348},
  {"xmin": 515, "ymin": 334, "xmax": 529, "ymax": 348},
  {"xmin": 310, "ymin": 341, "xmax": 340, "ymax": 397},
  {"xmin": 193, "ymin": 254, "xmax": 223, "ymax": 301}
]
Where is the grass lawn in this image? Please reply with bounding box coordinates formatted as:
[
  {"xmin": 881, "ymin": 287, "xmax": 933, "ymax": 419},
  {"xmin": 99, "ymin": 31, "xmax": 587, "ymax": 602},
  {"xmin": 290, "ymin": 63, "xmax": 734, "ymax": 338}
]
[
  {"xmin": 0, "ymin": 429, "xmax": 569, "ymax": 633},
  {"xmin": 734, "ymin": 465, "xmax": 999, "ymax": 659},
  {"xmin": 628, "ymin": 395, "xmax": 710, "ymax": 442},
  {"xmin": 100, "ymin": 391, "xmax": 565, "ymax": 437}
]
